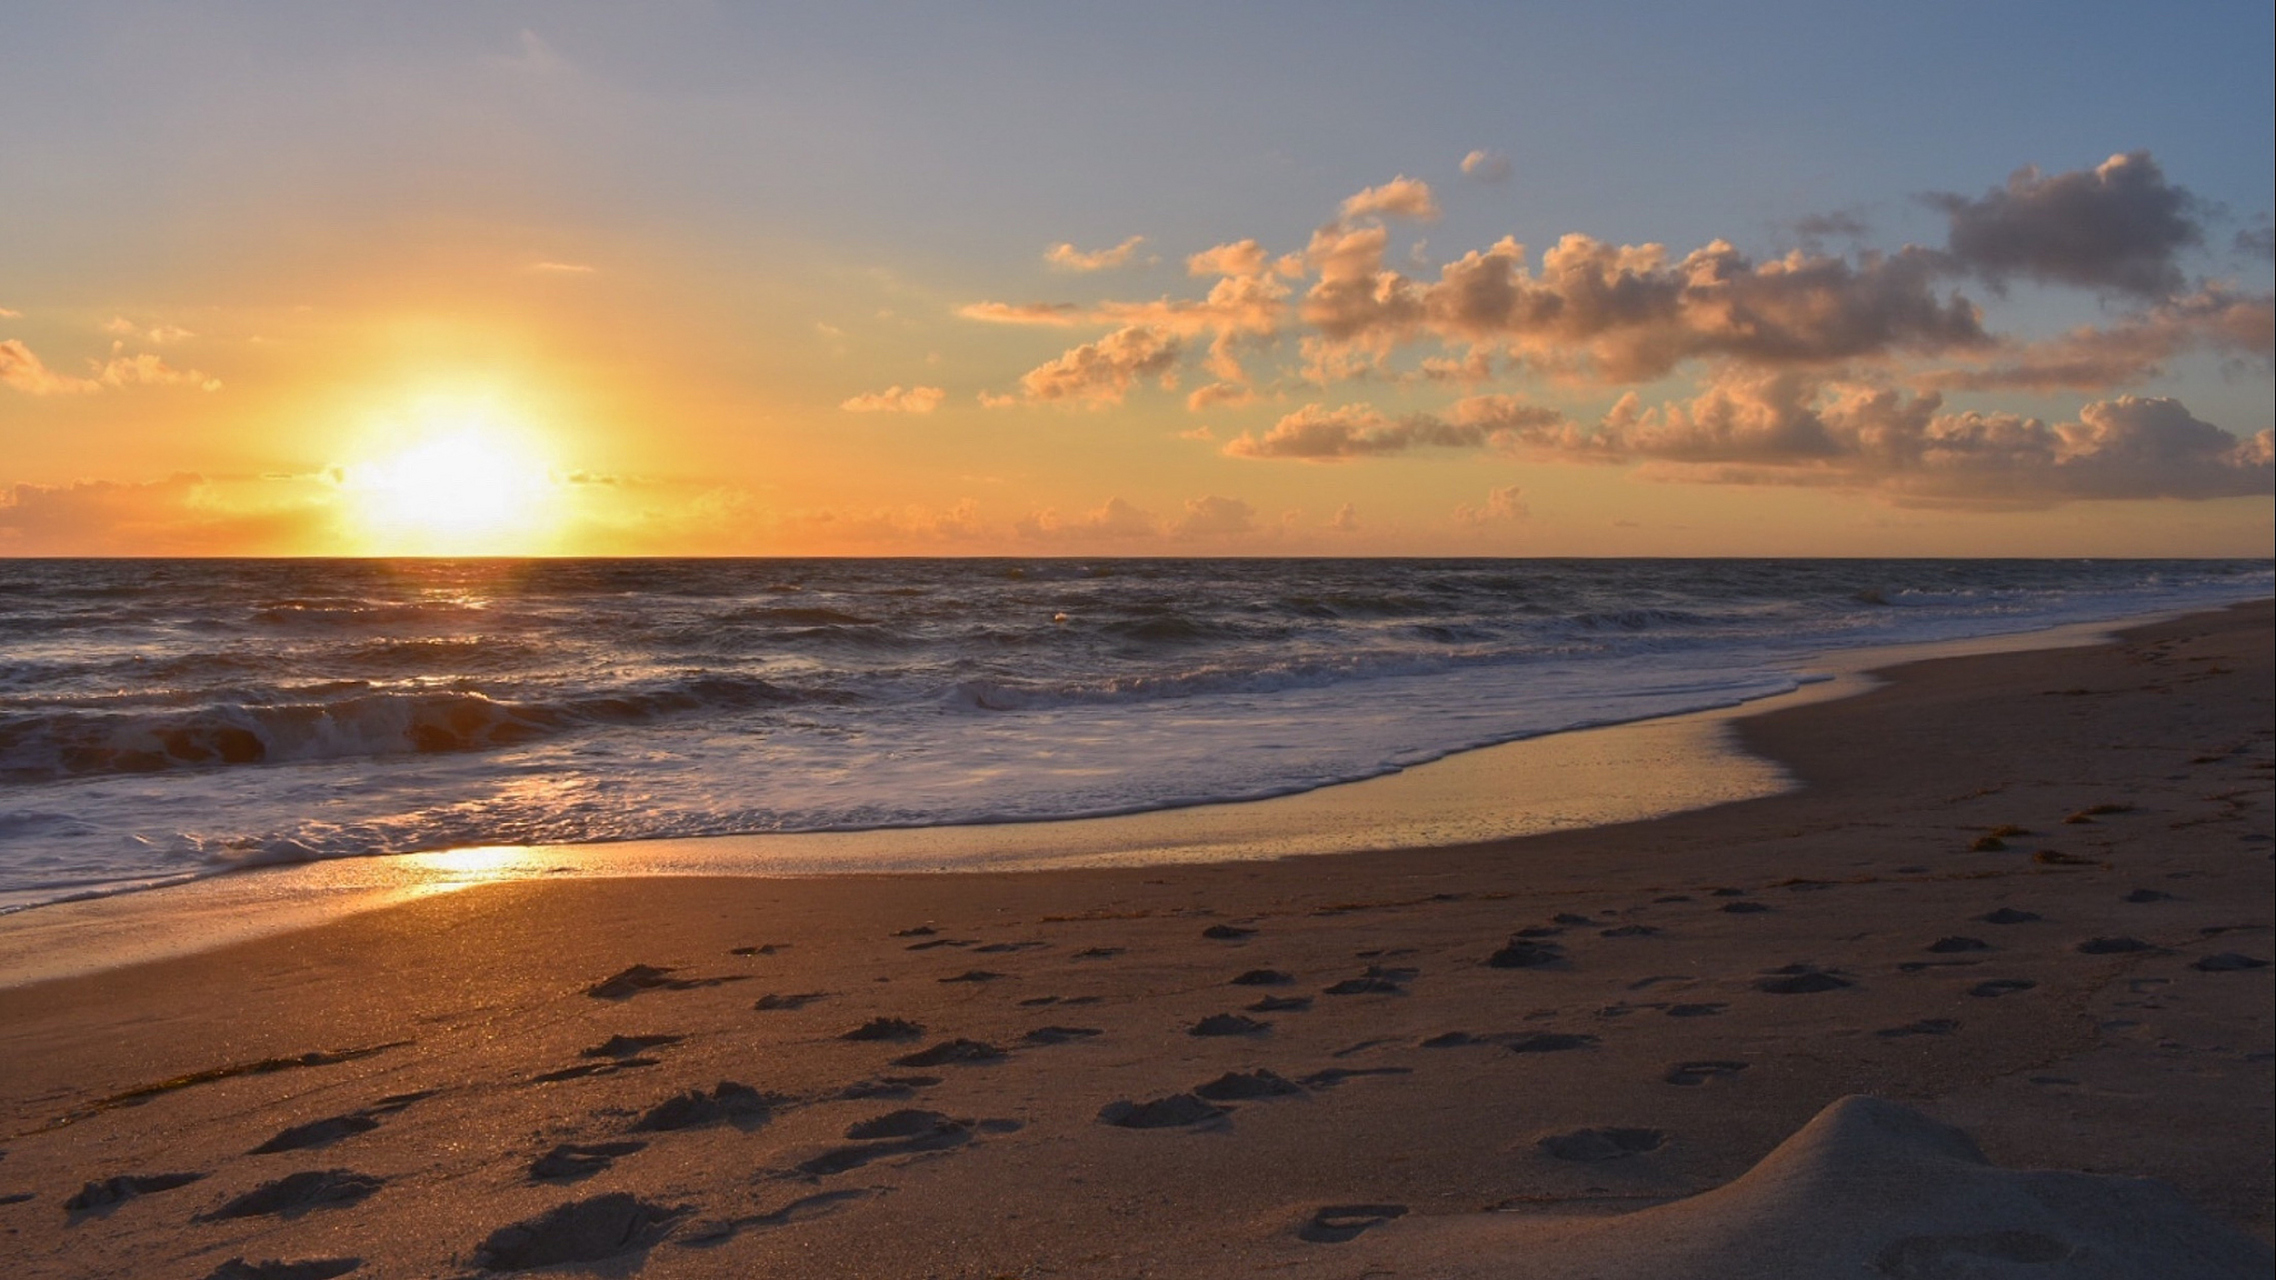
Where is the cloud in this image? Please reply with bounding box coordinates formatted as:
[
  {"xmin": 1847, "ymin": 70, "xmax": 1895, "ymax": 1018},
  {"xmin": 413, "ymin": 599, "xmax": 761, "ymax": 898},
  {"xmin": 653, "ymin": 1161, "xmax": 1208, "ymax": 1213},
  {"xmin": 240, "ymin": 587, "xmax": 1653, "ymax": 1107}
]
[
  {"xmin": 1014, "ymin": 496, "xmax": 1160, "ymax": 541},
  {"xmin": 2238, "ymin": 217, "xmax": 2275, "ymax": 259},
  {"xmin": 1922, "ymin": 284, "xmax": 2273, "ymax": 390},
  {"xmin": 1791, "ymin": 211, "xmax": 1871, "ymax": 245},
  {"xmin": 0, "ymin": 306, "xmax": 20, "ymax": 319},
  {"xmin": 774, "ymin": 499, "xmax": 985, "ymax": 545},
  {"xmin": 840, "ymin": 384, "xmax": 947, "ymax": 413},
  {"xmin": 1327, "ymin": 503, "xmax": 1360, "ymax": 531},
  {"xmin": 1453, "ymin": 484, "xmax": 1529, "ymax": 524},
  {"xmin": 1229, "ymin": 398, "xmax": 1565, "ymax": 462},
  {"xmin": 1046, "ymin": 236, "xmax": 1149, "ymax": 272},
  {"xmin": 1015, "ymin": 325, "xmax": 1182, "ymax": 405},
  {"xmin": 1497, "ymin": 368, "xmax": 2271, "ymax": 505},
  {"xmin": 98, "ymin": 353, "xmax": 222, "ymax": 391},
  {"xmin": 0, "ymin": 474, "xmax": 328, "ymax": 554},
  {"xmin": 527, "ymin": 260, "xmax": 597, "ymax": 274},
  {"xmin": 1339, "ymin": 176, "xmax": 1441, "ymax": 223},
  {"xmin": 1172, "ymin": 494, "xmax": 1257, "ymax": 537},
  {"xmin": 1928, "ymin": 151, "xmax": 2201, "ymax": 297},
  {"xmin": 1460, "ymin": 150, "xmax": 1511, "ymax": 184},
  {"xmin": 1, "ymin": 339, "xmax": 100, "ymax": 395},
  {"xmin": 956, "ymin": 301, "xmax": 1087, "ymax": 326}
]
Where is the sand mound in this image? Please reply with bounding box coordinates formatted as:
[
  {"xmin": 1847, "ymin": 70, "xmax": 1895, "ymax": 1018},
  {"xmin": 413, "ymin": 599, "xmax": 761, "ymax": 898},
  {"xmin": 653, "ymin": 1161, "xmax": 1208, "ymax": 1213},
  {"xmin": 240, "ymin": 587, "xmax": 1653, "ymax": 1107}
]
[{"xmin": 1299, "ymin": 1096, "xmax": 2271, "ymax": 1279}]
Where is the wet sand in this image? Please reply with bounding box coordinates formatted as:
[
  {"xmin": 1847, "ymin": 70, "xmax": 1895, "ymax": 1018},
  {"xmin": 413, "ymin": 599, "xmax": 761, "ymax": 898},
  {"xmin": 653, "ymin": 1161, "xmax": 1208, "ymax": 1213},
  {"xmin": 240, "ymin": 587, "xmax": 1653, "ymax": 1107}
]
[{"xmin": 0, "ymin": 603, "xmax": 2268, "ymax": 1278}]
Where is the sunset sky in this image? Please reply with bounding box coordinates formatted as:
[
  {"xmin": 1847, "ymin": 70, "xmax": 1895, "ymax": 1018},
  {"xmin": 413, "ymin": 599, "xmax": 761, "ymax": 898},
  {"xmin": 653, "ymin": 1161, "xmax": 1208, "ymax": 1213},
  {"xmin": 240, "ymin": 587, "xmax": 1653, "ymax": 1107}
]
[{"xmin": 2, "ymin": 2, "xmax": 2270, "ymax": 557}]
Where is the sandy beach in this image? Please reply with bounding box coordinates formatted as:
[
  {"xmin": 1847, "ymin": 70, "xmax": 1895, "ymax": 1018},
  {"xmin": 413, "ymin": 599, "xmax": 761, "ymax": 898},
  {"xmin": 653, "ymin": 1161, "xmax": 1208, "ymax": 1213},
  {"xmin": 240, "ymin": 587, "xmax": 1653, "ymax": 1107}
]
[{"xmin": 0, "ymin": 602, "xmax": 2268, "ymax": 1278}]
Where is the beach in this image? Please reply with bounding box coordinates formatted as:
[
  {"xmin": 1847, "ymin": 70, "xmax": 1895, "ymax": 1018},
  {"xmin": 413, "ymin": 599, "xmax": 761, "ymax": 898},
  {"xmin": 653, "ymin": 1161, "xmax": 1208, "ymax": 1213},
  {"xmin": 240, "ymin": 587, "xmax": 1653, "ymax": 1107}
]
[{"xmin": 0, "ymin": 601, "xmax": 2268, "ymax": 1277}]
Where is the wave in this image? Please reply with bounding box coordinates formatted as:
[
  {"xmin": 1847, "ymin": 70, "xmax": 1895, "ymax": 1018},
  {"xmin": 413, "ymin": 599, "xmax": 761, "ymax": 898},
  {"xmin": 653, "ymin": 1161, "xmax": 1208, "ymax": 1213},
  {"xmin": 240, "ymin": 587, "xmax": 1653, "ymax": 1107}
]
[{"xmin": 0, "ymin": 673, "xmax": 845, "ymax": 782}]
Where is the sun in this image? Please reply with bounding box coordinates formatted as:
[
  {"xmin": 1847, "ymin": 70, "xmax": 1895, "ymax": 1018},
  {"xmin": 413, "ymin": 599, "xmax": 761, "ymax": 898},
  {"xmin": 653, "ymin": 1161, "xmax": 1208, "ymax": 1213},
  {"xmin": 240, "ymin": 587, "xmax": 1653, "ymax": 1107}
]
[{"xmin": 340, "ymin": 400, "xmax": 564, "ymax": 555}]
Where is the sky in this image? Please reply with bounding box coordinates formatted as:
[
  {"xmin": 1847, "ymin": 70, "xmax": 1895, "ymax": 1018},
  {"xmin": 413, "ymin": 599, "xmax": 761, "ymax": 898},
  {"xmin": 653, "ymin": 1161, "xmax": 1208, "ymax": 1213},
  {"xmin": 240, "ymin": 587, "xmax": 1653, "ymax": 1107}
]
[{"xmin": 2, "ymin": 2, "xmax": 2271, "ymax": 557}]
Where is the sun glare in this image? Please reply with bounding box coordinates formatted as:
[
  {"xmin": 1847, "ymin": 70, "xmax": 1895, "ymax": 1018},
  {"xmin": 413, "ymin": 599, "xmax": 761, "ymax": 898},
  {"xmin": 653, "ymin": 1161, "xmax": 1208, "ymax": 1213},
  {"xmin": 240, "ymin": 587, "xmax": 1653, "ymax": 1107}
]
[{"xmin": 342, "ymin": 401, "xmax": 563, "ymax": 555}]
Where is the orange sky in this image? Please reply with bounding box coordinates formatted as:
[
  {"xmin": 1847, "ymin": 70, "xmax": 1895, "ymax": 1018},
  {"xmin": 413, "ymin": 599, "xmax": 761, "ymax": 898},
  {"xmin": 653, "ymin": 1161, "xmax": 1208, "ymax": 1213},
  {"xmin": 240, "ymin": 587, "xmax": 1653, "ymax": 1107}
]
[{"xmin": 2, "ymin": 7, "xmax": 2270, "ymax": 557}]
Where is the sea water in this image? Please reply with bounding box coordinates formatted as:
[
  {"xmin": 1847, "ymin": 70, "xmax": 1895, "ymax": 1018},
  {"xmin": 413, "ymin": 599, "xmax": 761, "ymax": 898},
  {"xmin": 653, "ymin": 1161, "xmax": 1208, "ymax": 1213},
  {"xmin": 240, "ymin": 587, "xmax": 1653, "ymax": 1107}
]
[{"xmin": 1, "ymin": 558, "xmax": 2267, "ymax": 910}]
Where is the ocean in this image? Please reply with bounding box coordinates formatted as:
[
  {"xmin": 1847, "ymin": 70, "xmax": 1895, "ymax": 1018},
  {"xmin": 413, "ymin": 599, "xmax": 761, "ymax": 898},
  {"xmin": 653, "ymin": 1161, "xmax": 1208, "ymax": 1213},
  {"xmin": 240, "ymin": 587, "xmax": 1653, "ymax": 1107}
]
[{"xmin": 1, "ymin": 557, "xmax": 2267, "ymax": 911}]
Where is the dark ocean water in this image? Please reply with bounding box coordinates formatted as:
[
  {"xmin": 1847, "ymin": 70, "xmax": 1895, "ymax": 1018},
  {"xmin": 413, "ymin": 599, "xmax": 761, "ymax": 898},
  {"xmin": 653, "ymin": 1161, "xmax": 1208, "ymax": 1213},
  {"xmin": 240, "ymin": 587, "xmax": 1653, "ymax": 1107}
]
[{"xmin": 0, "ymin": 557, "xmax": 2266, "ymax": 908}]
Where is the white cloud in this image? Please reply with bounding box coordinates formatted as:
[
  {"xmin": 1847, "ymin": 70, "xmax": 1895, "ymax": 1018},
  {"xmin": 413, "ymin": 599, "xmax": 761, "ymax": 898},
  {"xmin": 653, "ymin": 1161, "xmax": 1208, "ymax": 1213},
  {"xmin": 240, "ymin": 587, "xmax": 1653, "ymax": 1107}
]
[{"xmin": 1045, "ymin": 236, "xmax": 1147, "ymax": 272}]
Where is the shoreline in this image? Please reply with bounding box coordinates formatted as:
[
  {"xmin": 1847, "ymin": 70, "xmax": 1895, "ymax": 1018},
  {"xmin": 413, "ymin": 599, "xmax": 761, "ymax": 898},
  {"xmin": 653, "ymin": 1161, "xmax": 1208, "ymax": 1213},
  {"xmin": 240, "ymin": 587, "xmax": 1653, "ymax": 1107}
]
[
  {"xmin": 0, "ymin": 601, "xmax": 2266, "ymax": 1277},
  {"xmin": 0, "ymin": 608, "xmax": 2204, "ymax": 988}
]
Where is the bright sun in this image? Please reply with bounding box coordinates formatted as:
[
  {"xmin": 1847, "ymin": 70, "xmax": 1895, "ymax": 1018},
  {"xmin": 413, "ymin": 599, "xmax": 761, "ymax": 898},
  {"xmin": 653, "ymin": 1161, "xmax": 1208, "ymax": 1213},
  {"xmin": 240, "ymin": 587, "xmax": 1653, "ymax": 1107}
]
[{"xmin": 341, "ymin": 402, "xmax": 563, "ymax": 555}]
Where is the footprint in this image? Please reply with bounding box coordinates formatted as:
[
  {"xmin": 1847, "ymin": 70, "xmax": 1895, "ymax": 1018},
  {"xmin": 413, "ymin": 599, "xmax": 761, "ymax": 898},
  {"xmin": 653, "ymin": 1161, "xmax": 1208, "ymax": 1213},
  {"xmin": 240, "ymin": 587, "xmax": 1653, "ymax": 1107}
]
[
  {"xmin": 1485, "ymin": 939, "xmax": 1566, "ymax": 969},
  {"xmin": 529, "ymin": 1142, "xmax": 646, "ymax": 1183},
  {"xmin": 1193, "ymin": 1070, "xmax": 1304, "ymax": 1101},
  {"xmin": 1297, "ymin": 1204, "xmax": 1407, "ymax": 1244},
  {"xmin": 892, "ymin": 1039, "xmax": 1006, "ymax": 1068},
  {"xmin": 1755, "ymin": 966, "xmax": 1855, "ymax": 994},
  {"xmin": 1721, "ymin": 901, "xmax": 1772, "ymax": 915},
  {"xmin": 1663, "ymin": 1060, "xmax": 1748, "ymax": 1086},
  {"xmin": 1097, "ymin": 1094, "xmax": 1225, "ymax": 1129},
  {"xmin": 1331, "ymin": 1038, "xmax": 1398, "ymax": 1058},
  {"xmin": 1968, "ymin": 979, "xmax": 2036, "ymax": 998},
  {"xmin": 470, "ymin": 1193, "xmax": 684, "ymax": 1270},
  {"xmin": 1192, "ymin": 1014, "xmax": 1270, "ymax": 1037},
  {"xmin": 631, "ymin": 1083, "xmax": 775, "ymax": 1132},
  {"xmin": 1073, "ymin": 946, "xmax": 1124, "ymax": 959},
  {"xmin": 1202, "ymin": 924, "xmax": 1258, "ymax": 940},
  {"xmin": 63, "ymin": 1172, "xmax": 205, "ymax": 1214},
  {"xmin": 754, "ymin": 992, "xmax": 830, "ymax": 1010},
  {"xmin": 841, "ymin": 1017, "xmax": 924, "ymax": 1042},
  {"xmin": 1977, "ymin": 908, "xmax": 2043, "ymax": 925},
  {"xmin": 1231, "ymin": 969, "xmax": 1293, "ymax": 986},
  {"xmin": 198, "ymin": 1170, "xmax": 383, "ymax": 1221},
  {"xmin": 1421, "ymin": 1031, "xmax": 1485, "ymax": 1047},
  {"xmin": 973, "ymin": 941, "xmax": 1046, "ymax": 954},
  {"xmin": 904, "ymin": 938, "xmax": 976, "ymax": 952},
  {"xmin": 837, "ymin": 1076, "xmax": 941, "ymax": 1100},
  {"xmin": 587, "ymin": 965, "xmax": 748, "ymax": 1000},
  {"xmin": 677, "ymin": 1189, "xmax": 872, "ymax": 1247},
  {"xmin": 1599, "ymin": 924, "xmax": 1661, "ymax": 938},
  {"xmin": 583, "ymin": 1034, "xmax": 681, "ymax": 1059},
  {"xmin": 249, "ymin": 1114, "xmax": 383, "ymax": 1154},
  {"xmin": 891, "ymin": 926, "xmax": 937, "ymax": 938},
  {"xmin": 532, "ymin": 1058, "xmax": 662, "ymax": 1084},
  {"xmin": 1248, "ymin": 996, "xmax": 1313, "ymax": 1013},
  {"xmin": 1024, "ymin": 1026, "xmax": 1103, "ymax": 1045},
  {"xmin": 201, "ymin": 1260, "xmax": 362, "ymax": 1280},
  {"xmin": 1666, "ymin": 1003, "xmax": 1726, "ymax": 1018},
  {"xmin": 2123, "ymin": 889, "xmax": 2176, "ymax": 903},
  {"xmin": 938, "ymin": 970, "xmax": 1006, "ymax": 984},
  {"xmin": 1323, "ymin": 966, "xmax": 1415, "ymax": 995},
  {"xmin": 1536, "ymin": 1127, "xmax": 1665, "ymax": 1161},
  {"xmin": 1503, "ymin": 1033, "xmax": 1598, "ymax": 1054},
  {"xmin": 2076, "ymin": 937, "xmax": 2159, "ymax": 955},
  {"xmin": 727, "ymin": 943, "xmax": 784, "ymax": 956},
  {"xmin": 2192, "ymin": 952, "xmax": 2271, "ymax": 972},
  {"xmin": 1926, "ymin": 937, "xmax": 1990, "ymax": 953},
  {"xmin": 798, "ymin": 1111, "xmax": 972, "ymax": 1176},
  {"xmin": 1298, "ymin": 1067, "xmax": 1412, "ymax": 1089},
  {"xmin": 1877, "ymin": 1018, "xmax": 1960, "ymax": 1037}
]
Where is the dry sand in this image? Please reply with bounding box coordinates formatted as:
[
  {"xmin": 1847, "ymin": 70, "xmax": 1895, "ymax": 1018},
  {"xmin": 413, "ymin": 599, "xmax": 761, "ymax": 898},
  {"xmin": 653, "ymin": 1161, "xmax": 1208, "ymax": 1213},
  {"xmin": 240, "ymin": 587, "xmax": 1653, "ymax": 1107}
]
[{"xmin": 0, "ymin": 603, "xmax": 2268, "ymax": 1279}]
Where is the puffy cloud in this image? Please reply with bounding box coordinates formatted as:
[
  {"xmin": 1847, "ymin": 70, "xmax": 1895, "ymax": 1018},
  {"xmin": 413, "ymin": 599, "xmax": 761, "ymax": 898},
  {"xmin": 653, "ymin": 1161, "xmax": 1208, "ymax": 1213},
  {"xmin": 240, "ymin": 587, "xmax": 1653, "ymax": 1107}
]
[
  {"xmin": 1453, "ymin": 485, "xmax": 1529, "ymax": 524},
  {"xmin": 1339, "ymin": 176, "xmax": 1440, "ymax": 223},
  {"xmin": 840, "ymin": 384, "xmax": 947, "ymax": 413},
  {"xmin": 1172, "ymin": 494, "xmax": 1257, "ymax": 537},
  {"xmin": 1015, "ymin": 324, "xmax": 1182, "ymax": 405},
  {"xmin": 1187, "ymin": 239, "xmax": 1278, "ymax": 278},
  {"xmin": 1415, "ymin": 235, "xmax": 1988, "ymax": 381},
  {"xmin": 1, "ymin": 339, "xmax": 99, "ymax": 394},
  {"xmin": 1014, "ymin": 496, "xmax": 1160, "ymax": 541},
  {"xmin": 956, "ymin": 301, "xmax": 1086, "ymax": 326},
  {"xmin": 1459, "ymin": 150, "xmax": 1511, "ymax": 184},
  {"xmin": 1924, "ymin": 285, "xmax": 2273, "ymax": 391},
  {"xmin": 1928, "ymin": 151, "xmax": 2201, "ymax": 297},
  {"xmin": 1046, "ymin": 235, "xmax": 1148, "ymax": 272},
  {"xmin": 1498, "ymin": 369, "xmax": 2271, "ymax": 505},
  {"xmin": 1223, "ymin": 399, "xmax": 1561, "ymax": 461},
  {"xmin": 103, "ymin": 317, "xmax": 196, "ymax": 343},
  {"xmin": 1327, "ymin": 503, "xmax": 1360, "ymax": 532}
]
